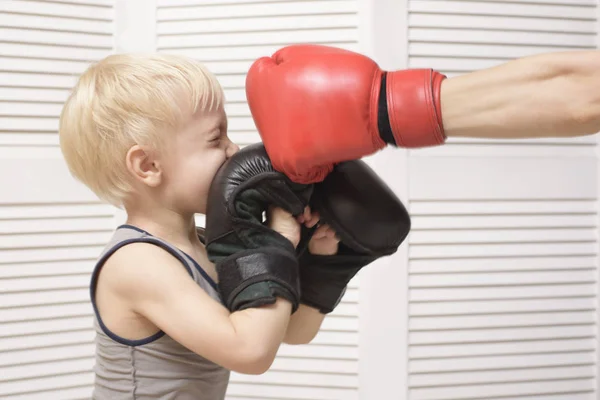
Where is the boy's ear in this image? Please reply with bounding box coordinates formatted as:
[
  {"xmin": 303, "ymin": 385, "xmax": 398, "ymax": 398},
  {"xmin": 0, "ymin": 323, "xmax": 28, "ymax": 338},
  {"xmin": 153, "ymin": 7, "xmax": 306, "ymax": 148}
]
[{"xmin": 126, "ymin": 145, "xmax": 162, "ymax": 187}]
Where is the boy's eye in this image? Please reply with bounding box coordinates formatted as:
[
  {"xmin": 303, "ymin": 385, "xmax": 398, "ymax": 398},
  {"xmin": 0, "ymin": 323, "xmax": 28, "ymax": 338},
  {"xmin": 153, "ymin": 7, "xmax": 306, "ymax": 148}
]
[{"xmin": 207, "ymin": 132, "xmax": 220, "ymax": 141}]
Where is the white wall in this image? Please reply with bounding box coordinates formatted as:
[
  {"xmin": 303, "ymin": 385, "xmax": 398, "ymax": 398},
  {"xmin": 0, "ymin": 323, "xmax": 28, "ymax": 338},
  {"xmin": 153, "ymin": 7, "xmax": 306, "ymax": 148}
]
[
  {"xmin": 1, "ymin": 1, "xmax": 598, "ymax": 399},
  {"xmin": 0, "ymin": 1, "xmax": 116, "ymax": 398},
  {"xmin": 405, "ymin": 1, "xmax": 599, "ymax": 399}
]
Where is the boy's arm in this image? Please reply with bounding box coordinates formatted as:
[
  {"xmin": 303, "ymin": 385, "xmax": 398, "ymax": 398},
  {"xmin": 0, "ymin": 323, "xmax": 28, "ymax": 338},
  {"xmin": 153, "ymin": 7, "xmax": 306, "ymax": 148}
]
[
  {"xmin": 107, "ymin": 242, "xmax": 291, "ymax": 375},
  {"xmin": 282, "ymin": 222, "xmax": 333, "ymax": 345},
  {"xmin": 284, "ymin": 304, "xmax": 325, "ymax": 345}
]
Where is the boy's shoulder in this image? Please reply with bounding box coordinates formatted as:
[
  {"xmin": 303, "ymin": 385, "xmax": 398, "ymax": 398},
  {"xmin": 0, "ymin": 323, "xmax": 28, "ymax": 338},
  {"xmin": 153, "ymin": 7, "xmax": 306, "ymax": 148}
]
[
  {"xmin": 98, "ymin": 241, "xmax": 190, "ymax": 301},
  {"xmin": 99, "ymin": 225, "xmax": 196, "ymax": 279}
]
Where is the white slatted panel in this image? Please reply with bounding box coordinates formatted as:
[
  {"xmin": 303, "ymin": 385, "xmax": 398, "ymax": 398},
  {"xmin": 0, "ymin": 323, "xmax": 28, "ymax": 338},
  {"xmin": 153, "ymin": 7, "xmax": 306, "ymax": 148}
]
[
  {"xmin": 0, "ymin": 1, "xmax": 115, "ymax": 398},
  {"xmin": 156, "ymin": 0, "xmax": 359, "ymax": 146},
  {"xmin": 156, "ymin": 1, "xmax": 360, "ymax": 398},
  {"xmin": 409, "ymin": 0, "xmax": 598, "ymax": 156},
  {"xmin": 407, "ymin": 1, "xmax": 598, "ymax": 399}
]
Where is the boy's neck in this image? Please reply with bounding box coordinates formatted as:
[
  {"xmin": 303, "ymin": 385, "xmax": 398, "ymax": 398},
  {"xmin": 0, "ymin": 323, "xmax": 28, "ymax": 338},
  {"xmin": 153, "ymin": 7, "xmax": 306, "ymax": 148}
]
[{"xmin": 124, "ymin": 206, "xmax": 203, "ymax": 252}]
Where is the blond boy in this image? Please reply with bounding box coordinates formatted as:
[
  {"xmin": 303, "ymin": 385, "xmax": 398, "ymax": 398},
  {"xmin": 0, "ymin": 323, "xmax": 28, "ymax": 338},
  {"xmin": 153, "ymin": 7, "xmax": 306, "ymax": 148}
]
[{"xmin": 59, "ymin": 53, "xmax": 337, "ymax": 399}]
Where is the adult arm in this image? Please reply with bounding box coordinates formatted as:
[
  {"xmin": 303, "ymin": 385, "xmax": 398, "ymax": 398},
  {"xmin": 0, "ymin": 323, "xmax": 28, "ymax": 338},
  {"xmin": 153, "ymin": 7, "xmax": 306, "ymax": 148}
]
[{"xmin": 441, "ymin": 51, "xmax": 600, "ymax": 139}]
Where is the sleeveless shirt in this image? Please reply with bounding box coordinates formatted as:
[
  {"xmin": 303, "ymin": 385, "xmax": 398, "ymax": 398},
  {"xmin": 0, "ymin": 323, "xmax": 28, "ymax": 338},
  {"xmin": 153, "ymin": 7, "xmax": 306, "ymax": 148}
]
[{"xmin": 89, "ymin": 224, "xmax": 230, "ymax": 399}]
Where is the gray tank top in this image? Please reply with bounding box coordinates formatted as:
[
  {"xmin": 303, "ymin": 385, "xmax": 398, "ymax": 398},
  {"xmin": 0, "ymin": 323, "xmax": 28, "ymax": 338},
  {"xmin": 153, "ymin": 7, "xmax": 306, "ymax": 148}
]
[{"xmin": 90, "ymin": 224, "xmax": 230, "ymax": 399}]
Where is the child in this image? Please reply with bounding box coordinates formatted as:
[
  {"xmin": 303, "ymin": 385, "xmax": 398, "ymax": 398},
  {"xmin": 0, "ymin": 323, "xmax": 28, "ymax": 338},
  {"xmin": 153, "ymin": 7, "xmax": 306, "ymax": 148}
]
[{"xmin": 59, "ymin": 53, "xmax": 339, "ymax": 399}]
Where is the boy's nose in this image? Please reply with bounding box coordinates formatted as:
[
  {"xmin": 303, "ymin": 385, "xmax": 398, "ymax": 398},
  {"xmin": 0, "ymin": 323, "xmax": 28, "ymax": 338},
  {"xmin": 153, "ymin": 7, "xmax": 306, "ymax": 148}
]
[{"xmin": 227, "ymin": 142, "xmax": 240, "ymax": 158}]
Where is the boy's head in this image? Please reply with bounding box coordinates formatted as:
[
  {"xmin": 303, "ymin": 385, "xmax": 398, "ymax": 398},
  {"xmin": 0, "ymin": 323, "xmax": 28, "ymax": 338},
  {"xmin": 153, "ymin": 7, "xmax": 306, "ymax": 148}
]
[{"xmin": 59, "ymin": 53, "xmax": 238, "ymax": 214}]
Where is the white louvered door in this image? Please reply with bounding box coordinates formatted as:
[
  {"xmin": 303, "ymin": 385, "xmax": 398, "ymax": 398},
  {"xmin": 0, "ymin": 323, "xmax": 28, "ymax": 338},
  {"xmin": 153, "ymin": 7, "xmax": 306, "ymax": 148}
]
[
  {"xmin": 0, "ymin": 1, "xmax": 115, "ymax": 398},
  {"xmin": 406, "ymin": 1, "xmax": 599, "ymax": 399},
  {"xmin": 3, "ymin": 1, "xmax": 600, "ymax": 399},
  {"xmin": 156, "ymin": 2, "xmax": 362, "ymax": 398}
]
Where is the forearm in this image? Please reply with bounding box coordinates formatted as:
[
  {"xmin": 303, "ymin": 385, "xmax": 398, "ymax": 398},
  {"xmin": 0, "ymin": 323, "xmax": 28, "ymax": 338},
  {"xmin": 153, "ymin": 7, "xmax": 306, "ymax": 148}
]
[
  {"xmin": 283, "ymin": 304, "xmax": 325, "ymax": 344},
  {"xmin": 224, "ymin": 298, "xmax": 292, "ymax": 373},
  {"xmin": 441, "ymin": 50, "xmax": 600, "ymax": 139}
]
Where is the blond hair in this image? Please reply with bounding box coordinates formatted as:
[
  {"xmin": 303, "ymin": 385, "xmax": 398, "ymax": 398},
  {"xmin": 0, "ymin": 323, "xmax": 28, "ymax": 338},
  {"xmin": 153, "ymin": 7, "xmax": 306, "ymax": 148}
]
[{"xmin": 59, "ymin": 53, "xmax": 224, "ymax": 207}]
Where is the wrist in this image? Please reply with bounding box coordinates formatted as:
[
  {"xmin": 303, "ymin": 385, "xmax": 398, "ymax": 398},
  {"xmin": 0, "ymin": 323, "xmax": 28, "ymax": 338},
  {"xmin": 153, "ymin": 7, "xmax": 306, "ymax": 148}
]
[
  {"xmin": 378, "ymin": 69, "xmax": 447, "ymax": 148},
  {"xmin": 275, "ymin": 297, "xmax": 293, "ymax": 312},
  {"xmin": 217, "ymin": 248, "xmax": 300, "ymax": 313}
]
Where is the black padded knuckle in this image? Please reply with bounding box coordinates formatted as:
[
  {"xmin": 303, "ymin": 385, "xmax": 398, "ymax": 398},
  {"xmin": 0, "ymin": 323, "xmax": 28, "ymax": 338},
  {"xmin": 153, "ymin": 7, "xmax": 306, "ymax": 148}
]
[{"xmin": 312, "ymin": 159, "xmax": 410, "ymax": 256}]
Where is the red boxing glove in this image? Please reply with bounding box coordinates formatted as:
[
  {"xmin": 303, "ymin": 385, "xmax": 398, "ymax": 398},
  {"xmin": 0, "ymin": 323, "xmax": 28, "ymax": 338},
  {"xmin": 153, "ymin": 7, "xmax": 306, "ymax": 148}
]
[{"xmin": 246, "ymin": 44, "xmax": 446, "ymax": 184}]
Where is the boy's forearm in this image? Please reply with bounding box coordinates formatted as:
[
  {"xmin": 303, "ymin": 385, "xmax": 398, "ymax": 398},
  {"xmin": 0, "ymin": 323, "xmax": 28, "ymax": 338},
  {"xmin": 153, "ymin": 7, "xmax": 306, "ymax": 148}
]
[
  {"xmin": 441, "ymin": 50, "xmax": 600, "ymax": 139},
  {"xmin": 226, "ymin": 298, "xmax": 292, "ymax": 373},
  {"xmin": 284, "ymin": 304, "xmax": 325, "ymax": 345}
]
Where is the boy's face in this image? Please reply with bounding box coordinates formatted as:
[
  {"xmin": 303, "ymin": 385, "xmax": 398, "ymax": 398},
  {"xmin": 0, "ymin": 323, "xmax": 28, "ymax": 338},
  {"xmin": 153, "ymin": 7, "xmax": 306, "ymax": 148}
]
[{"xmin": 159, "ymin": 107, "xmax": 239, "ymax": 215}]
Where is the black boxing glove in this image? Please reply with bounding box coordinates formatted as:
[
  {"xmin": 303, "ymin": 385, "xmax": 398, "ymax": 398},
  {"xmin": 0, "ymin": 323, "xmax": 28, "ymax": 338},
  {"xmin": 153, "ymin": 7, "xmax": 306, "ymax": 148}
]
[
  {"xmin": 205, "ymin": 143, "xmax": 313, "ymax": 313},
  {"xmin": 298, "ymin": 159, "xmax": 410, "ymax": 313}
]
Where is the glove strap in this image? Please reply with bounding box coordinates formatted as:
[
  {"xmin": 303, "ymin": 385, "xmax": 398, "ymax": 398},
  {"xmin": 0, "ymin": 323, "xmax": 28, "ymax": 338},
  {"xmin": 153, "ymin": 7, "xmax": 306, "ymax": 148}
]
[
  {"xmin": 217, "ymin": 248, "xmax": 300, "ymax": 313},
  {"xmin": 233, "ymin": 282, "xmax": 297, "ymax": 312},
  {"xmin": 378, "ymin": 70, "xmax": 447, "ymax": 148}
]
